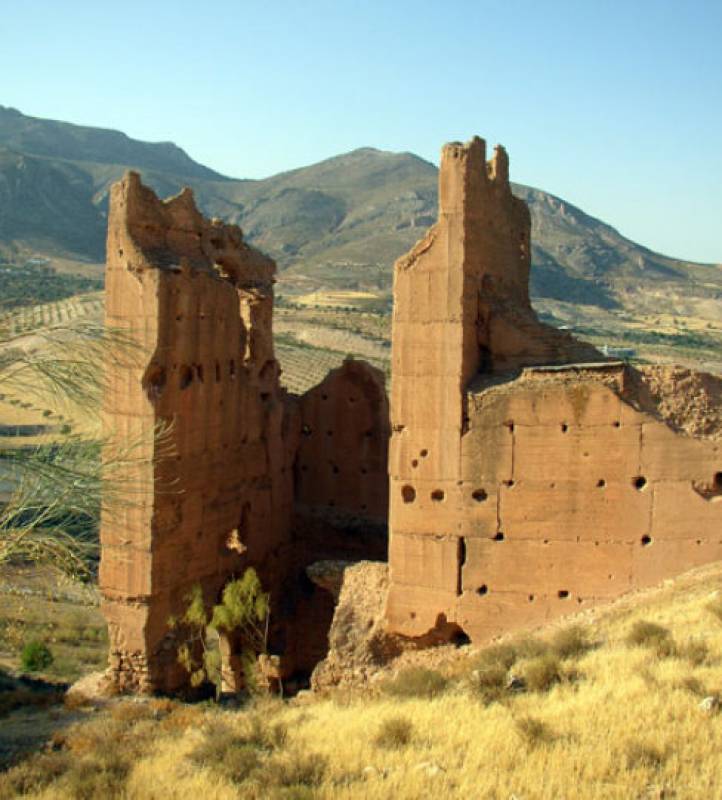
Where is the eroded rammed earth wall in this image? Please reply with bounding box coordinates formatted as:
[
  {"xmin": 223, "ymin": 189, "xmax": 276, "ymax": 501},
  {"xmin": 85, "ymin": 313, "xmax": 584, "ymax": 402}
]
[
  {"xmin": 101, "ymin": 173, "xmax": 298, "ymax": 692},
  {"xmin": 387, "ymin": 138, "xmax": 721, "ymax": 642},
  {"xmin": 100, "ymin": 173, "xmax": 390, "ymax": 693}
]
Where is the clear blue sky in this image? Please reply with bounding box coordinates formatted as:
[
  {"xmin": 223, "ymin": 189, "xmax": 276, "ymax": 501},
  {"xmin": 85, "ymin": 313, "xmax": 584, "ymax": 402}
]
[{"xmin": 3, "ymin": 0, "xmax": 721, "ymax": 263}]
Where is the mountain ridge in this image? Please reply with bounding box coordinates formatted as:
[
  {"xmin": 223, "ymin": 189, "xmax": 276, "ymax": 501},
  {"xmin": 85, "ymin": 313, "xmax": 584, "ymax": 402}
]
[{"xmin": 0, "ymin": 106, "xmax": 719, "ymax": 316}]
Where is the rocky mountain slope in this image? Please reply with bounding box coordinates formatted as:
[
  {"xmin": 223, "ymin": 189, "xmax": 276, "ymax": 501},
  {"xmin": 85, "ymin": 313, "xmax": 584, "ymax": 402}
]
[{"xmin": 0, "ymin": 105, "xmax": 720, "ymax": 315}]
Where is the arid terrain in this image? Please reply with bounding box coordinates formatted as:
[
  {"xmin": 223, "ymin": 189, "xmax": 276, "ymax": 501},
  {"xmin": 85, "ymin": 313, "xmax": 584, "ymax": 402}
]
[{"xmin": 2, "ymin": 562, "xmax": 722, "ymax": 799}]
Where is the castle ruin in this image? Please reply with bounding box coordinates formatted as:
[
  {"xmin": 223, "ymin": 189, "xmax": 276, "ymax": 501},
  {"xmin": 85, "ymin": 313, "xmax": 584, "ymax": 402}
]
[{"xmin": 100, "ymin": 139, "xmax": 721, "ymax": 693}]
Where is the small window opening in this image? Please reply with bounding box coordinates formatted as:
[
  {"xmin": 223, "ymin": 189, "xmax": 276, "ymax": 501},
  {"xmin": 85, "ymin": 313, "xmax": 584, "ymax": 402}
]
[
  {"xmin": 420, "ymin": 449, "xmax": 428, "ymax": 458},
  {"xmin": 558, "ymin": 590, "xmax": 570, "ymax": 599},
  {"xmin": 528, "ymin": 594, "xmax": 535, "ymax": 602},
  {"xmin": 597, "ymin": 479, "xmax": 606, "ymax": 488},
  {"xmin": 431, "ymin": 489, "xmax": 445, "ymax": 502},
  {"xmin": 472, "ymin": 488, "xmax": 488, "ymax": 503},
  {"xmin": 633, "ymin": 476, "xmax": 647, "ymax": 490},
  {"xmin": 641, "ymin": 535, "xmax": 652, "ymax": 546},
  {"xmin": 411, "ymin": 459, "xmax": 419, "ymax": 468},
  {"xmin": 477, "ymin": 584, "xmax": 488, "ymax": 596},
  {"xmin": 492, "ymin": 532, "xmax": 505, "ymax": 541},
  {"xmin": 561, "ymin": 423, "xmax": 569, "ymax": 433},
  {"xmin": 179, "ymin": 365, "xmax": 193, "ymax": 390}
]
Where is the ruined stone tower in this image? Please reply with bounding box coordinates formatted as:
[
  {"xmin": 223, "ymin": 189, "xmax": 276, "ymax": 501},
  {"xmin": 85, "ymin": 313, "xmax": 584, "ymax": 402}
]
[
  {"xmin": 387, "ymin": 137, "xmax": 721, "ymax": 643},
  {"xmin": 100, "ymin": 173, "xmax": 389, "ymax": 693}
]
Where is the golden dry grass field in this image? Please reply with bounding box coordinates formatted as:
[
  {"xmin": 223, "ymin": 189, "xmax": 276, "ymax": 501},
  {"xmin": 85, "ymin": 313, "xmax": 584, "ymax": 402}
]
[{"xmin": 2, "ymin": 564, "xmax": 722, "ymax": 799}]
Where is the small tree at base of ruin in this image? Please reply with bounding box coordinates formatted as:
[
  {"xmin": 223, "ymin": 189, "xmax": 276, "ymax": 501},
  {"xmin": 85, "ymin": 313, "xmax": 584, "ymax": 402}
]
[{"xmin": 168, "ymin": 567, "xmax": 270, "ymax": 699}]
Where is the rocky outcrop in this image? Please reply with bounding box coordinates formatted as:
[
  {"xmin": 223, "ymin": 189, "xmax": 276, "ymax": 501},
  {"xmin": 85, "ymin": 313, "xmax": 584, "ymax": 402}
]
[{"xmin": 310, "ymin": 562, "xmax": 405, "ymax": 691}]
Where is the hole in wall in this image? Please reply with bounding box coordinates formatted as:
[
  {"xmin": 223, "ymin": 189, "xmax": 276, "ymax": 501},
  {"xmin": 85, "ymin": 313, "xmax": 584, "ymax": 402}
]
[
  {"xmin": 472, "ymin": 488, "xmax": 487, "ymax": 502},
  {"xmin": 528, "ymin": 594, "xmax": 535, "ymax": 602},
  {"xmin": 633, "ymin": 476, "xmax": 647, "ymax": 491},
  {"xmin": 597, "ymin": 479, "xmax": 606, "ymax": 488},
  {"xmin": 143, "ymin": 365, "xmax": 166, "ymax": 399},
  {"xmin": 431, "ymin": 489, "xmax": 445, "ymax": 502},
  {"xmin": 492, "ymin": 532, "xmax": 505, "ymax": 541},
  {"xmin": 229, "ymin": 360, "xmax": 236, "ymax": 379},
  {"xmin": 348, "ymin": 396, "xmax": 357, "ymax": 404},
  {"xmin": 420, "ymin": 449, "xmax": 428, "ymax": 458},
  {"xmin": 561, "ymin": 423, "xmax": 569, "ymax": 433},
  {"xmin": 457, "ymin": 537, "xmax": 466, "ymax": 597},
  {"xmin": 641, "ymin": 535, "xmax": 652, "ymax": 546},
  {"xmin": 215, "ymin": 362, "xmax": 221, "ymax": 382},
  {"xmin": 452, "ymin": 630, "xmax": 471, "ymax": 647},
  {"xmin": 401, "ymin": 485, "xmax": 416, "ymax": 503},
  {"xmin": 179, "ymin": 365, "xmax": 193, "ymax": 390},
  {"xmin": 321, "ymin": 393, "xmax": 328, "ymax": 401},
  {"xmin": 505, "ymin": 421, "xmax": 515, "ymax": 432},
  {"xmin": 195, "ymin": 364, "xmax": 204, "ymax": 383},
  {"xmin": 360, "ymin": 467, "xmax": 368, "ymax": 475},
  {"xmin": 411, "ymin": 459, "xmax": 419, "ymax": 468},
  {"xmin": 477, "ymin": 584, "xmax": 488, "ymax": 596},
  {"xmin": 613, "ymin": 421, "xmax": 621, "ymax": 428},
  {"xmin": 330, "ymin": 463, "xmax": 339, "ymax": 475},
  {"xmin": 558, "ymin": 590, "xmax": 570, "ymax": 599},
  {"xmin": 504, "ymin": 480, "xmax": 515, "ymax": 488},
  {"xmin": 326, "ymin": 430, "xmax": 333, "ymax": 437},
  {"xmin": 715, "ymin": 472, "xmax": 722, "ymax": 490}
]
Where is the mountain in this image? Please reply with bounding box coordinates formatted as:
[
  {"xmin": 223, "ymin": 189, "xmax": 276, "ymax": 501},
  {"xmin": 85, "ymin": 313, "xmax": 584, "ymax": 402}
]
[{"xmin": 0, "ymin": 105, "xmax": 719, "ymax": 315}]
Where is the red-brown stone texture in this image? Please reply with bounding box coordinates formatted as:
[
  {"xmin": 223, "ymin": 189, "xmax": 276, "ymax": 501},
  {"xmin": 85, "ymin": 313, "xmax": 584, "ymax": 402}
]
[
  {"xmin": 386, "ymin": 137, "xmax": 721, "ymax": 643},
  {"xmin": 100, "ymin": 174, "xmax": 389, "ymax": 692}
]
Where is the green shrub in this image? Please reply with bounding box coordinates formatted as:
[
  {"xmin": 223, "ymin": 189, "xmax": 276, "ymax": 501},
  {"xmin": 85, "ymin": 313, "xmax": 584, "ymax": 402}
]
[
  {"xmin": 624, "ymin": 740, "xmax": 667, "ymax": 770},
  {"xmin": 476, "ymin": 642, "xmax": 518, "ymax": 671},
  {"xmin": 679, "ymin": 639, "xmax": 709, "ymax": 666},
  {"xmin": 678, "ymin": 676, "xmax": 706, "ymax": 696},
  {"xmin": 265, "ymin": 751, "xmax": 327, "ymax": 789},
  {"xmin": 0, "ymin": 752, "xmax": 69, "ymax": 796},
  {"xmin": 20, "ymin": 640, "xmax": 54, "ymax": 672},
  {"xmin": 470, "ymin": 663, "xmax": 508, "ymax": 703},
  {"xmin": 550, "ymin": 626, "xmax": 592, "ymax": 659},
  {"xmin": 514, "ymin": 636, "xmax": 550, "ymax": 660},
  {"xmin": 522, "ymin": 654, "xmax": 562, "ymax": 693},
  {"xmin": 626, "ymin": 621, "xmax": 676, "ymax": 658},
  {"xmin": 515, "ymin": 715, "xmax": 553, "ymax": 747},
  {"xmin": 374, "ymin": 716, "xmax": 413, "ymax": 749},
  {"xmin": 383, "ymin": 667, "xmax": 448, "ymax": 699},
  {"xmin": 59, "ymin": 754, "xmax": 130, "ymax": 800}
]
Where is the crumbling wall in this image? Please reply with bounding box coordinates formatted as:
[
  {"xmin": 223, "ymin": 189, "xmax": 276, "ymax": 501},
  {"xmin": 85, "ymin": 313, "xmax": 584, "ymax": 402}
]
[
  {"xmin": 294, "ymin": 358, "xmax": 389, "ymax": 560},
  {"xmin": 279, "ymin": 359, "xmax": 390, "ymax": 679},
  {"xmin": 100, "ymin": 173, "xmax": 297, "ymax": 693},
  {"xmin": 387, "ymin": 137, "xmax": 721, "ymax": 643}
]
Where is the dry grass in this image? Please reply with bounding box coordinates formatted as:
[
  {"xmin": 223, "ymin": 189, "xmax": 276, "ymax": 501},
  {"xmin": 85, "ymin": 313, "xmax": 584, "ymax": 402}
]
[{"xmin": 2, "ymin": 568, "xmax": 722, "ymax": 798}]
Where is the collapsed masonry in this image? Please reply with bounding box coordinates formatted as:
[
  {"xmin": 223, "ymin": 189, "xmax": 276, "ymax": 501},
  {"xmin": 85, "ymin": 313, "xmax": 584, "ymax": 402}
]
[
  {"xmin": 100, "ymin": 140, "xmax": 721, "ymax": 695},
  {"xmin": 386, "ymin": 137, "xmax": 721, "ymax": 643}
]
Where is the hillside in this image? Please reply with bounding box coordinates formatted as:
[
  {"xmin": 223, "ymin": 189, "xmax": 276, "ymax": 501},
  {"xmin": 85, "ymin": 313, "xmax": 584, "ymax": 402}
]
[
  {"xmin": 1, "ymin": 106, "xmax": 720, "ymax": 308},
  {"xmin": 0, "ymin": 107, "xmax": 720, "ymax": 371},
  {"xmin": 2, "ymin": 561, "xmax": 722, "ymax": 797}
]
